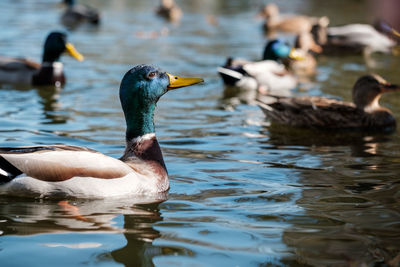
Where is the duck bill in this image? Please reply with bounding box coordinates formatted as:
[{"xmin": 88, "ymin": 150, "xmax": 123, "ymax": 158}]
[
  {"xmin": 167, "ymin": 73, "xmax": 204, "ymax": 90},
  {"xmin": 381, "ymin": 83, "xmax": 400, "ymax": 92},
  {"xmin": 65, "ymin": 43, "xmax": 84, "ymax": 61},
  {"xmin": 288, "ymin": 48, "xmax": 306, "ymax": 60},
  {"xmin": 391, "ymin": 27, "xmax": 400, "ymax": 38}
]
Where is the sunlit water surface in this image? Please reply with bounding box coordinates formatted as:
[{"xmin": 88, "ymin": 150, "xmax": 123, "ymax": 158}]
[{"xmin": 0, "ymin": 0, "xmax": 400, "ymax": 266}]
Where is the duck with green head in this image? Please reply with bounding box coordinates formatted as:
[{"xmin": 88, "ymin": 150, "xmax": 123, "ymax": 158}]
[
  {"xmin": 0, "ymin": 65, "xmax": 203, "ymax": 198},
  {"xmin": 218, "ymin": 39, "xmax": 302, "ymax": 96},
  {"xmin": 0, "ymin": 31, "xmax": 83, "ymax": 86}
]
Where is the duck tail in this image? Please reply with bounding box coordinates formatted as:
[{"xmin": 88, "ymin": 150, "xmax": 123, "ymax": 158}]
[
  {"xmin": 0, "ymin": 156, "xmax": 22, "ymax": 184},
  {"xmin": 217, "ymin": 66, "xmax": 244, "ymax": 85}
]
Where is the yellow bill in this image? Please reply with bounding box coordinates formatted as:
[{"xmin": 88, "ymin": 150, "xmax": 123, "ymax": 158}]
[
  {"xmin": 65, "ymin": 43, "xmax": 84, "ymax": 61},
  {"xmin": 391, "ymin": 27, "xmax": 400, "ymax": 37},
  {"xmin": 167, "ymin": 73, "xmax": 204, "ymax": 90},
  {"xmin": 288, "ymin": 48, "xmax": 306, "ymax": 60}
]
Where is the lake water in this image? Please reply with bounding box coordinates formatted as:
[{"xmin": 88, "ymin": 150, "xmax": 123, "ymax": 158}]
[{"xmin": 1, "ymin": 0, "xmax": 400, "ymax": 266}]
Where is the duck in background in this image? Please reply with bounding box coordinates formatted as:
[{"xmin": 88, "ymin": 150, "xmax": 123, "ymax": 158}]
[
  {"xmin": 0, "ymin": 65, "xmax": 203, "ymax": 198},
  {"xmin": 0, "ymin": 32, "xmax": 84, "ymax": 86},
  {"xmin": 374, "ymin": 19, "xmax": 400, "ymax": 44},
  {"xmin": 259, "ymin": 3, "xmax": 329, "ymax": 36},
  {"xmin": 285, "ymin": 31, "xmax": 322, "ymax": 76},
  {"xmin": 257, "ymin": 74, "xmax": 400, "ymax": 133},
  {"xmin": 218, "ymin": 39, "xmax": 303, "ymax": 96},
  {"xmin": 311, "ymin": 22, "xmax": 398, "ymax": 56},
  {"xmin": 155, "ymin": 0, "xmax": 183, "ymax": 24},
  {"xmin": 61, "ymin": 0, "xmax": 100, "ymax": 29}
]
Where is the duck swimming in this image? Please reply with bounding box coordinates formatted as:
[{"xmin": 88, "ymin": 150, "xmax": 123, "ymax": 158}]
[
  {"xmin": 0, "ymin": 65, "xmax": 203, "ymax": 198},
  {"xmin": 257, "ymin": 74, "xmax": 399, "ymax": 132},
  {"xmin": 311, "ymin": 23, "xmax": 398, "ymax": 55},
  {"xmin": 61, "ymin": 0, "xmax": 100, "ymax": 28},
  {"xmin": 0, "ymin": 31, "xmax": 83, "ymax": 86},
  {"xmin": 260, "ymin": 3, "xmax": 329, "ymax": 35},
  {"xmin": 218, "ymin": 39, "xmax": 300, "ymax": 95}
]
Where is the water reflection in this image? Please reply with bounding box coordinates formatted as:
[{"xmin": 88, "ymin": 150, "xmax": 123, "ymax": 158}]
[
  {"xmin": 36, "ymin": 85, "xmax": 69, "ymax": 124},
  {"xmin": 221, "ymin": 85, "xmax": 259, "ymax": 107},
  {"xmin": 282, "ymin": 167, "xmax": 400, "ymax": 266},
  {"xmin": 257, "ymin": 126, "xmax": 400, "ymax": 265},
  {"xmin": 0, "ymin": 84, "xmax": 69, "ymax": 125},
  {"xmin": 264, "ymin": 124, "xmax": 391, "ymax": 157},
  {"xmin": 0, "ymin": 195, "xmax": 167, "ymax": 265},
  {"xmin": 111, "ymin": 202, "xmax": 164, "ymax": 267}
]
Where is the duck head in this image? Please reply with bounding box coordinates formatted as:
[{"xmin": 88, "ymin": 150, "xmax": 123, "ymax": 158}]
[
  {"xmin": 262, "ymin": 3, "xmax": 279, "ymax": 19},
  {"xmin": 352, "ymin": 74, "xmax": 400, "ymax": 111},
  {"xmin": 119, "ymin": 65, "xmax": 203, "ymax": 139},
  {"xmin": 42, "ymin": 32, "xmax": 84, "ymax": 63},
  {"xmin": 262, "ymin": 39, "xmax": 304, "ymax": 61}
]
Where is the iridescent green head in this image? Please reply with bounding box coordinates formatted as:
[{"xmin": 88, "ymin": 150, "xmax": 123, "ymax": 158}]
[
  {"xmin": 119, "ymin": 65, "xmax": 203, "ymax": 139},
  {"xmin": 262, "ymin": 39, "xmax": 303, "ymax": 61}
]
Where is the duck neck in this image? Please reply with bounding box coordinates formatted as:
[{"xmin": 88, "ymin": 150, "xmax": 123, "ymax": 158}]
[
  {"xmin": 125, "ymin": 102, "xmax": 156, "ymax": 141},
  {"xmin": 32, "ymin": 62, "xmax": 65, "ymax": 86},
  {"xmin": 122, "ymin": 102, "xmax": 167, "ymax": 172},
  {"xmin": 362, "ymin": 95, "xmax": 382, "ymax": 112}
]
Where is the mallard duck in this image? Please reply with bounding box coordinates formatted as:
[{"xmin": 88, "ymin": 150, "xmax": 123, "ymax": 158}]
[
  {"xmin": 61, "ymin": 0, "xmax": 100, "ymax": 28},
  {"xmin": 311, "ymin": 23, "xmax": 398, "ymax": 55},
  {"xmin": 155, "ymin": 0, "xmax": 182, "ymax": 24},
  {"xmin": 0, "ymin": 31, "xmax": 83, "ymax": 86},
  {"xmin": 260, "ymin": 3, "xmax": 329, "ymax": 34},
  {"xmin": 217, "ymin": 39, "xmax": 300, "ymax": 95},
  {"xmin": 374, "ymin": 19, "xmax": 400, "ymax": 44},
  {"xmin": 257, "ymin": 74, "xmax": 399, "ymax": 132},
  {"xmin": 0, "ymin": 65, "xmax": 203, "ymax": 198}
]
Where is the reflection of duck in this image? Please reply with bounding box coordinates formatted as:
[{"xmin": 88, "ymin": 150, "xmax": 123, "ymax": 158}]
[
  {"xmin": 111, "ymin": 201, "xmax": 165, "ymax": 266},
  {"xmin": 0, "ymin": 32, "xmax": 83, "ymax": 86},
  {"xmin": 155, "ymin": 0, "xmax": 182, "ymax": 24},
  {"xmin": 0, "ymin": 65, "xmax": 203, "ymax": 198},
  {"xmin": 0, "ymin": 195, "xmax": 165, "ymax": 234},
  {"xmin": 260, "ymin": 3, "xmax": 329, "ymax": 35},
  {"xmin": 61, "ymin": 0, "xmax": 100, "ymax": 28},
  {"xmin": 36, "ymin": 86, "xmax": 69, "ymax": 124},
  {"xmin": 264, "ymin": 124, "xmax": 389, "ymax": 157},
  {"xmin": 218, "ymin": 40, "xmax": 299, "ymax": 96},
  {"xmin": 257, "ymin": 74, "xmax": 400, "ymax": 132},
  {"xmin": 312, "ymin": 22, "xmax": 398, "ymax": 55}
]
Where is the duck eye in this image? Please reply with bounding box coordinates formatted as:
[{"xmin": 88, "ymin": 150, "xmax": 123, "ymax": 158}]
[{"xmin": 147, "ymin": 72, "xmax": 157, "ymax": 79}]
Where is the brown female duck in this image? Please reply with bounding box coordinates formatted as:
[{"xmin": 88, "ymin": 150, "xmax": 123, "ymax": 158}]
[
  {"xmin": 0, "ymin": 32, "xmax": 83, "ymax": 86},
  {"xmin": 257, "ymin": 74, "xmax": 400, "ymax": 132},
  {"xmin": 260, "ymin": 3, "xmax": 329, "ymax": 34},
  {"xmin": 285, "ymin": 31, "xmax": 322, "ymax": 76}
]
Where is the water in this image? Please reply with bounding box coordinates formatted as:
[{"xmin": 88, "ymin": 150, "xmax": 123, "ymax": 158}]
[{"xmin": 1, "ymin": 0, "xmax": 400, "ymax": 266}]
